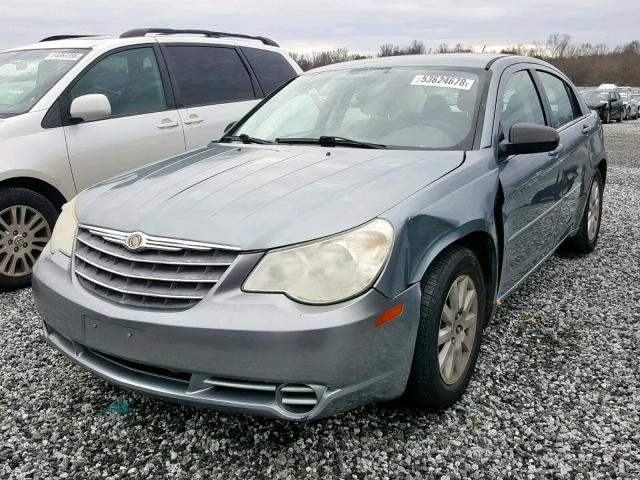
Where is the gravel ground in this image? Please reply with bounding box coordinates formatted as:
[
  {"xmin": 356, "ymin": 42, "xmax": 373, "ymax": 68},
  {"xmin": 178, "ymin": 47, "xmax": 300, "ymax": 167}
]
[{"xmin": 1, "ymin": 122, "xmax": 639, "ymax": 480}]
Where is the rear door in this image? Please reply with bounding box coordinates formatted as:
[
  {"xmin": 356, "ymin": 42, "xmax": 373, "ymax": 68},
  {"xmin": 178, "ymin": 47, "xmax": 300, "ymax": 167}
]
[
  {"xmin": 534, "ymin": 69, "xmax": 591, "ymax": 241},
  {"xmin": 496, "ymin": 67, "xmax": 564, "ymax": 296},
  {"xmin": 160, "ymin": 43, "xmax": 261, "ymax": 150},
  {"xmin": 62, "ymin": 46, "xmax": 185, "ymax": 190}
]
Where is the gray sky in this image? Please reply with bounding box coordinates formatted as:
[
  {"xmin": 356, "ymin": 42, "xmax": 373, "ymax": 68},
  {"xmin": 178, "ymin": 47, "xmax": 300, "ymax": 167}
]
[{"xmin": 2, "ymin": 0, "xmax": 639, "ymax": 53}]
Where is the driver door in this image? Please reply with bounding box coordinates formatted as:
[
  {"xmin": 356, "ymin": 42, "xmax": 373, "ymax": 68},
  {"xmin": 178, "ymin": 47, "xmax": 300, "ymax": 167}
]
[
  {"xmin": 62, "ymin": 46, "xmax": 185, "ymax": 190},
  {"xmin": 496, "ymin": 68, "xmax": 564, "ymax": 297}
]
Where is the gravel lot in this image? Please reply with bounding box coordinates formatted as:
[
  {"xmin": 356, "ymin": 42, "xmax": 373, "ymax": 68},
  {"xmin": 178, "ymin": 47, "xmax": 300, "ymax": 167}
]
[{"xmin": 1, "ymin": 121, "xmax": 639, "ymax": 480}]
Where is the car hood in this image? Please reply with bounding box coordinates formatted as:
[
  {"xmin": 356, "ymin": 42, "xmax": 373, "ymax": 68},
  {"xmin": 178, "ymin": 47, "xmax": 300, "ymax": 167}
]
[
  {"xmin": 585, "ymin": 100, "xmax": 607, "ymax": 108},
  {"xmin": 77, "ymin": 144, "xmax": 464, "ymax": 250}
]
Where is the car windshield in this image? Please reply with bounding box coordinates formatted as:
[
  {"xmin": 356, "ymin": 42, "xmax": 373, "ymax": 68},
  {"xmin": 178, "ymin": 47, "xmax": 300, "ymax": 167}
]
[
  {"xmin": 582, "ymin": 90, "xmax": 610, "ymax": 101},
  {"xmin": 0, "ymin": 48, "xmax": 89, "ymax": 117},
  {"xmin": 233, "ymin": 67, "xmax": 484, "ymax": 150}
]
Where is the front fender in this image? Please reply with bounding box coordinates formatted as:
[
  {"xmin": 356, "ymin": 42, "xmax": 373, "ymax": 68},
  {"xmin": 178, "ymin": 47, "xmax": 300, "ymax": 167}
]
[
  {"xmin": 376, "ymin": 150, "xmax": 500, "ymax": 299},
  {"xmin": 0, "ymin": 111, "xmax": 76, "ymax": 200}
]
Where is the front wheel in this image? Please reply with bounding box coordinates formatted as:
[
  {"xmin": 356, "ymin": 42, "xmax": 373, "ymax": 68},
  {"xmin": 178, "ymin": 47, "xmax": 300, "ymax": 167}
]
[
  {"xmin": 404, "ymin": 246, "xmax": 487, "ymax": 410},
  {"xmin": 604, "ymin": 109, "xmax": 611, "ymax": 124},
  {"xmin": 561, "ymin": 171, "xmax": 604, "ymax": 255},
  {"xmin": 0, "ymin": 188, "xmax": 58, "ymax": 291}
]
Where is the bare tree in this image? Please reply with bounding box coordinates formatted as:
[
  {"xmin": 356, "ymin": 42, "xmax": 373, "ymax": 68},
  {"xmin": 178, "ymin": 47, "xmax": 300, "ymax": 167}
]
[{"xmin": 546, "ymin": 33, "xmax": 571, "ymax": 58}]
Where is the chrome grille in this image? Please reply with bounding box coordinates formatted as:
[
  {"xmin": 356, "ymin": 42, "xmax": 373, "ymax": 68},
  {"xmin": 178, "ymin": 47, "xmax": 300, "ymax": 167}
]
[{"xmin": 74, "ymin": 226, "xmax": 239, "ymax": 309}]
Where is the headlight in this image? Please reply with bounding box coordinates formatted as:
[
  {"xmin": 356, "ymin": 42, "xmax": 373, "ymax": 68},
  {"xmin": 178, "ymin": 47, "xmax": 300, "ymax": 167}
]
[
  {"xmin": 244, "ymin": 218, "xmax": 394, "ymax": 304},
  {"xmin": 48, "ymin": 196, "xmax": 78, "ymax": 257}
]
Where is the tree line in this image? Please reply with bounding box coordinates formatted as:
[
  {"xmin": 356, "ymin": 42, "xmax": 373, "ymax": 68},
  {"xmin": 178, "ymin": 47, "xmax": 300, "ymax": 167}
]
[{"xmin": 289, "ymin": 34, "xmax": 640, "ymax": 86}]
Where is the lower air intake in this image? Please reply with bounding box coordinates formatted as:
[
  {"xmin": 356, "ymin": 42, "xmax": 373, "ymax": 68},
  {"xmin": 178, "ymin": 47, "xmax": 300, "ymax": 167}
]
[{"xmin": 278, "ymin": 384, "xmax": 319, "ymax": 414}]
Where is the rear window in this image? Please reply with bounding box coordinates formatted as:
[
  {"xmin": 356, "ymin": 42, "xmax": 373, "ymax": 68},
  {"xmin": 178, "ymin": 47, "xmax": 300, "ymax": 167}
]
[
  {"xmin": 164, "ymin": 45, "xmax": 255, "ymax": 107},
  {"xmin": 241, "ymin": 47, "xmax": 297, "ymax": 95}
]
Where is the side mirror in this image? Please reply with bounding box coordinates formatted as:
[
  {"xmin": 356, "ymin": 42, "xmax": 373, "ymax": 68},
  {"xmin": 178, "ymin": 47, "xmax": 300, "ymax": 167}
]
[
  {"xmin": 500, "ymin": 123, "xmax": 560, "ymax": 157},
  {"xmin": 224, "ymin": 121, "xmax": 237, "ymax": 133},
  {"xmin": 69, "ymin": 94, "xmax": 111, "ymax": 122}
]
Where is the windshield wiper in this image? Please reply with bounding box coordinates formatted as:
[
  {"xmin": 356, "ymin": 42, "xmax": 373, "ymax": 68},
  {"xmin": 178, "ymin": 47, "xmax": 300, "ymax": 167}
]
[
  {"xmin": 275, "ymin": 136, "xmax": 387, "ymax": 149},
  {"xmin": 219, "ymin": 133, "xmax": 274, "ymax": 145}
]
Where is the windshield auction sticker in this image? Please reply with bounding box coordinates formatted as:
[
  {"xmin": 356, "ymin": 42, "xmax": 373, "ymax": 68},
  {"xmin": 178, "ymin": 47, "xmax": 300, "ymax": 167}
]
[
  {"xmin": 411, "ymin": 75, "xmax": 475, "ymax": 90},
  {"xmin": 45, "ymin": 52, "xmax": 84, "ymax": 61}
]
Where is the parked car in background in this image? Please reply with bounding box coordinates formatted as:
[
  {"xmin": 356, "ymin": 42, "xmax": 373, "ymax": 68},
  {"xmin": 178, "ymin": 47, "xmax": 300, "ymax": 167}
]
[
  {"xmin": 0, "ymin": 28, "xmax": 301, "ymax": 290},
  {"xmin": 33, "ymin": 54, "xmax": 606, "ymax": 421},
  {"xmin": 620, "ymin": 92, "xmax": 639, "ymax": 120},
  {"xmin": 582, "ymin": 89, "xmax": 623, "ymax": 123}
]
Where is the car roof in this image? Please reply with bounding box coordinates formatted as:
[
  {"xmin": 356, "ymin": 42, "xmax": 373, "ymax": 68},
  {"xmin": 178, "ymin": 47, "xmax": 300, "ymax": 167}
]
[
  {"xmin": 305, "ymin": 53, "xmax": 563, "ymax": 75},
  {"xmin": 2, "ymin": 33, "xmax": 282, "ymax": 53},
  {"xmin": 3, "ymin": 37, "xmax": 114, "ymax": 51},
  {"xmin": 306, "ymin": 53, "xmax": 511, "ymax": 73}
]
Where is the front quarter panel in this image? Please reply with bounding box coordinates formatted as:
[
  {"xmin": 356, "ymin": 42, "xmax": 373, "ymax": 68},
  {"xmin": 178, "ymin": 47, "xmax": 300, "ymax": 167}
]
[
  {"xmin": 377, "ymin": 149, "xmax": 499, "ymax": 299},
  {"xmin": 0, "ymin": 111, "xmax": 76, "ymax": 200}
]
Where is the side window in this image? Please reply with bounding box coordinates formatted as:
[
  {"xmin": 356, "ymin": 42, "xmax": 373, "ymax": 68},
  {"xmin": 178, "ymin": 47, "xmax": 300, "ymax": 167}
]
[
  {"xmin": 163, "ymin": 46, "xmax": 255, "ymax": 106},
  {"xmin": 240, "ymin": 47, "xmax": 297, "ymax": 95},
  {"xmin": 500, "ymin": 70, "xmax": 546, "ymax": 139},
  {"xmin": 70, "ymin": 47, "xmax": 166, "ymax": 117},
  {"xmin": 537, "ymin": 71, "xmax": 579, "ymax": 128}
]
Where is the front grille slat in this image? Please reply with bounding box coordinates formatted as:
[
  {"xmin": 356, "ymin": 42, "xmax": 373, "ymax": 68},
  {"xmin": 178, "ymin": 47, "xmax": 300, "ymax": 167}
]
[
  {"xmin": 74, "ymin": 226, "xmax": 239, "ymax": 310},
  {"xmin": 76, "ymin": 232, "xmax": 236, "ymax": 266}
]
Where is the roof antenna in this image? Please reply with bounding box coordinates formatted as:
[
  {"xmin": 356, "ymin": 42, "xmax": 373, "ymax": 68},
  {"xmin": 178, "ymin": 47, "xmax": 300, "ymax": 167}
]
[{"xmin": 482, "ymin": 45, "xmax": 486, "ymax": 53}]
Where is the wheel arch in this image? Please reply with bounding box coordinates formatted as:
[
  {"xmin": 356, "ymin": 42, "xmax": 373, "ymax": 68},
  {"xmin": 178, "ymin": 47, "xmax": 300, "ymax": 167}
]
[
  {"xmin": 410, "ymin": 221, "xmax": 500, "ymax": 317},
  {"xmin": 0, "ymin": 176, "xmax": 69, "ymax": 212}
]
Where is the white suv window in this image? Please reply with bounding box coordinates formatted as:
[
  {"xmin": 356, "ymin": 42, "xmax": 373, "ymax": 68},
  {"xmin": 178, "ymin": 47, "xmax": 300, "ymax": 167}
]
[
  {"xmin": 163, "ymin": 45, "xmax": 255, "ymax": 106},
  {"xmin": 70, "ymin": 47, "xmax": 166, "ymax": 117}
]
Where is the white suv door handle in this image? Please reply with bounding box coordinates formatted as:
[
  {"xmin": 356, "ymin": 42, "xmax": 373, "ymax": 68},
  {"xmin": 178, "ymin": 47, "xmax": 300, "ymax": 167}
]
[
  {"xmin": 157, "ymin": 119, "xmax": 179, "ymax": 129},
  {"xmin": 183, "ymin": 115, "xmax": 204, "ymax": 125}
]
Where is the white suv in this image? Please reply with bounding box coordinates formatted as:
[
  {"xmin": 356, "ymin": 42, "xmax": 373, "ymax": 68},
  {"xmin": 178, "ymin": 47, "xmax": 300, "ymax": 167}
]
[{"xmin": 0, "ymin": 28, "xmax": 301, "ymax": 289}]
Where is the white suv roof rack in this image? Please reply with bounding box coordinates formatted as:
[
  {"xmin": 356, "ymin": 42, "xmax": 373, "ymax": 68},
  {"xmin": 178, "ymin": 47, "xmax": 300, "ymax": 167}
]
[{"xmin": 119, "ymin": 28, "xmax": 280, "ymax": 47}]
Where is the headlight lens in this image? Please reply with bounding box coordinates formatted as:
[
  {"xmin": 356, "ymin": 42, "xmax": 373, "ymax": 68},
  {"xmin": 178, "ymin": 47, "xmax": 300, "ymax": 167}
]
[
  {"xmin": 244, "ymin": 218, "xmax": 394, "ymax": 304},
  {"xmin": 49, "ymin": 196, "xmax": 78, "ymax": 257}
]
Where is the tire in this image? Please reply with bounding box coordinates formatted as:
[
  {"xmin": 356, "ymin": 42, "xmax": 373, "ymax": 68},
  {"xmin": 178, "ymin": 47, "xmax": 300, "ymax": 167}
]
[
  {"xmin": 404, "ymin": 246, "xmax": 487, "ymax": 410},
  {"xmin": 561, "ymin": 171, "xmax": 604, "ymax": 255},
  {"xmin": 604, "ymin": 109, "xmax": 611, "ymax": 124},
  {"xmin": 0, "ymin": 188, "xmax": 59, "ymax": 291},
  {"xmin": 617, "ymin": 109, "xmax": 623, "ymax": 123}
]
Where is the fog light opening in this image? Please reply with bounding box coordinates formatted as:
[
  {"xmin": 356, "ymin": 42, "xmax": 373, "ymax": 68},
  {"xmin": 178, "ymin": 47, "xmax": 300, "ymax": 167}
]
[{"xmin": 277, "ymin": 384, "xmax": 320, "ymax": 414}]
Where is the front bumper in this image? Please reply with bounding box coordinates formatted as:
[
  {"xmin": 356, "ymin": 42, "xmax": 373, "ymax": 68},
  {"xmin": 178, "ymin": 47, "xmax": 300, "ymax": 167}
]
[{"xmin": 32, "ymin": 247, "xmax": 421, "ymax": 420}]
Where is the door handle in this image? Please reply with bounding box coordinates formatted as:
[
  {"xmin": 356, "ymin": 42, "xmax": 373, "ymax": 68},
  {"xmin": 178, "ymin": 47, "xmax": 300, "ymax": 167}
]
[
  {"xmin": 581, "ymin": 124, "xmax": 593, "ymax": 134},
  {"xmin": 548, "ymin": 144, "xmax": 564, "ymax": 157},
  {"xmin": 183, "ymin": 115, "xmax": 204, "ymax": 125},
  {"xmin": 157, "ymin": 119, "xmax": 179, "ymax": 129}
]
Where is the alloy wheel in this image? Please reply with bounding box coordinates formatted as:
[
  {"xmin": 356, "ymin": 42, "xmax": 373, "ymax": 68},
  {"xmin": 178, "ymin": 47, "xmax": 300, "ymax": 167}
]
[
  {"xmin": 438, "ymin": 274, "xmax": 478, "ymax": 385},
  {"xmin": 587, "ymin": 180, "xmax": 601, "ymax": 242},
  {"xmin": 0, "ymin": 205, "xmax": 51, "ymax": 277}
]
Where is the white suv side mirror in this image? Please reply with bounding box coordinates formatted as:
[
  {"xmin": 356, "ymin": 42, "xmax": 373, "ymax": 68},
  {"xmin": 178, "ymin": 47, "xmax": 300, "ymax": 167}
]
[{"xmin": 70, "ymin": 94, "xmax": 112, "ymax": 122}]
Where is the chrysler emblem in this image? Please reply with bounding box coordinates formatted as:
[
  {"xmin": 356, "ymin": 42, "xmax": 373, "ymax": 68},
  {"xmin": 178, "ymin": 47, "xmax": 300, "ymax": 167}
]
[{"xmin": 126, "ymin": 233, "xmax": 143, "ymax": 250}]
